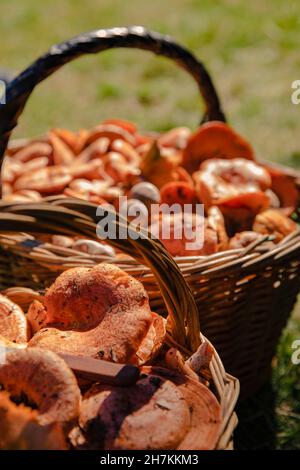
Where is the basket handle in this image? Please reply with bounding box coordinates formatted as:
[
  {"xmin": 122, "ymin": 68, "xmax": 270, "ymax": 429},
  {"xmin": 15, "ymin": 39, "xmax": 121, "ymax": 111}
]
[
  {"xmin": 0, "ymin": 198, "xmax": 201, "ymax": 354},
  {"xmin": 0, "ymin": 26, "xmax": 225, "ymax": 168}
]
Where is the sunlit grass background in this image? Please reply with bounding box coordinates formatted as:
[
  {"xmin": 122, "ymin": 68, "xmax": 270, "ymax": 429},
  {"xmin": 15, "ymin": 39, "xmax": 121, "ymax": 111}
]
[{"xmin": 1, "ymin": 0, "xmax": 299, "ymax": 449}]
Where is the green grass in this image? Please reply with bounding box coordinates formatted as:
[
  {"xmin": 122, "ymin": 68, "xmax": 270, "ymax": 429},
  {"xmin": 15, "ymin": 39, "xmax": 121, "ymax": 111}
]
[
  {"xmin": 1, "ymin": 0, "xmax": 300, "ymax": 165},
  {"xmin": 1, "ymin": 0, "xmax": 300, "ymax": 449},
  {"xmin": 272, "ymin": 320, "xmax": 300, "ymax": 449}
]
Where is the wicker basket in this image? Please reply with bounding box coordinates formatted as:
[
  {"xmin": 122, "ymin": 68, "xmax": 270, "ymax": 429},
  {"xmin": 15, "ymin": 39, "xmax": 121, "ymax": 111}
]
[
  {"xmin": 0, "ymin": 26, "xmax": 299, "ymax": 400},
  {"xmin": 0, "ymin": 202, "xmax": 239, "ymax": 450}
]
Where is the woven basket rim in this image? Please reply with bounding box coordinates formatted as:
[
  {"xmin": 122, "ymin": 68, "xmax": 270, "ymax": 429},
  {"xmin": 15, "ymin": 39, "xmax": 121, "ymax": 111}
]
[
  {"xmin": 1, "ymin": 224, "xmax": 299, "ymax": 279},
  {"xmin": 4, "ymin": 137, "xmax": 300, "ymax": 278}
]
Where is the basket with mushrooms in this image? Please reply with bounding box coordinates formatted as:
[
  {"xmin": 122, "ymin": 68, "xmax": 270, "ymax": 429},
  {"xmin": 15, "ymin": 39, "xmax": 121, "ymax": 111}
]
[
  {"xmin": 0, "ymin": 26, "xmax": 300, "ymax": 398},
  {"xmin": 0, "ymin": 210, "xmax": 239, "ymax": 450},
  {"xmin": 3, "ymin": 119, "xmax": 299, "ymax": 254}
]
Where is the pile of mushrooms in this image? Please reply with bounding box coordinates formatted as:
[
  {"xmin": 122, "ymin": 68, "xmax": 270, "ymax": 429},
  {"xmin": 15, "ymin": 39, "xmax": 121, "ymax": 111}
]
[
  {"xmin": 0, "ymin": 264, "xmax": 221, "ymax": 450},
  {"xmin": 3, "ymin": 118, "xmax": 298, "ymax": 258}
]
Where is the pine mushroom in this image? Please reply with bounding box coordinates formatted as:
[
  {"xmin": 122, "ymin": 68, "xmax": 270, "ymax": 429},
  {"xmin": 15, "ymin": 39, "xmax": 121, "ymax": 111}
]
[
  {"xmin": 0, "ymin": 348, "xmax": 81, "ymax": 428},
  {"xmin": 28, "ymin": 264, "xmax": 166, "ymax": 365},
  {"xmin": 253, "ymin": 209, "xmax": 297, "ymax": 242},
  {"xmin": 71, "ymin": 366, "xmax": 221, "ymax": 450},
  {"xmin": 0, "ymin": 392, "xmax": 67, "ymax": 450}
]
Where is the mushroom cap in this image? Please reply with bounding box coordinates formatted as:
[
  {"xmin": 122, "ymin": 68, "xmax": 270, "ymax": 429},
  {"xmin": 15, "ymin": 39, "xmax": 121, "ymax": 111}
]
[
  {"xmin": 74, "ymin": 366, "xmax": 221, "ymax": 450},
  {"xmin": 0, "ymin": 334, "xmax": 27, "ymax": 350},
  {"xmin": 29, "ymin": 312, "xmax": 165, "ymax": 366},
  {"xmin": 229, "ymin": 231, "xmax": 261, "ymax": 249},
  {"xmin": 194, "ymin": 158, "xmax": 271, "ymax": 213},
  {"xmin": 130, "ymin": 312, "xmax": 166, "ymax": 365},
  {"xmin": 253, "ymin": 209, "xmax": 297, "ymax": 242},
  {"xmin": 0, "ymin": 347, "xmax": 81, "ymax": 427},
  {"xmin": 42, "ymin": 264, "xmax": 152, "ymax": 329},
  {"xmin": 27, "ymin": 299, "xmax": 47, "ymax": 334},
  {"xmin": 0, "ymin": 294, "xmax": 30, "ymax": 344},
  {"xmin": 0, "ymin": 391, "xmax": 67, "ymax": 450},
  {"xmin": 160, "ymin": 181, "xmax": 198, "ymax": 207},
  {"xmin": 142, "ymin": 367, "xmax": 222, "ymax": 450},
  {"xmin": 182, "ymin": 121, "xmax": 255, "ymax": 172},
  {"xmin": 158, "ymin": 127, "xmax": 191, "ymax": 150},
  {"xmin": 267, "ymin": 166, "xmax": 300, "ymax": 214},
  {"xmin": 149, "ymin": 212, "xmax": 218, "ymax": 257},
  {"xmin": 77, "ymin": 372, "xmax": 191, "ymax": 450},
  {"xmin": 28, "ymin": 264, "xmax": 162, "ymax": 364},
  {"xmin": 14, "ymin": 166, "xmax": 71, "ymax": 194},
  {"xmin": 207, "ymin": 206, "xmax": 229, "ymax": 251}
]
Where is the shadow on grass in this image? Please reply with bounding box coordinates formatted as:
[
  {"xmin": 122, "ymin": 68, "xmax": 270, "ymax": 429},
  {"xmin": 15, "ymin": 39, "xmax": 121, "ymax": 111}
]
[
  {"xmin": 235, "ymin": 319, "xmax": 300, "ymax": 450},
  {"xmin": 234, "ymin": 382, "xmax": 276, "ymax": 450}
]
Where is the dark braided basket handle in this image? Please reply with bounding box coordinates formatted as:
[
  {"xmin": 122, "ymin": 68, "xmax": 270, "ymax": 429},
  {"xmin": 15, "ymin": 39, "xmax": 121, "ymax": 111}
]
[{"xmin": 0, "ymin": 26, "xmax": 225, "ymax": 180}]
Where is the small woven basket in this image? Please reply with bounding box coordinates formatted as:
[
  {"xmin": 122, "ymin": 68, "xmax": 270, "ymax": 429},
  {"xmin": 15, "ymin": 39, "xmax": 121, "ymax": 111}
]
[
  {"xmin": 0, "ymin": 26, "xmax": 299, "ymax": 399},
  {"xmin": 0, "ymin": 201, "xmax": 239, "ymax": 449}
]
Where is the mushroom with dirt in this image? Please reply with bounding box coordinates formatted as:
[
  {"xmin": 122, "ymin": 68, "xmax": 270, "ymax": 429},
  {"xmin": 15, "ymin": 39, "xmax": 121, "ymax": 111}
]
[{"xmin": 70, "ymin": 366, "xmax": 221, "ymax": 450}]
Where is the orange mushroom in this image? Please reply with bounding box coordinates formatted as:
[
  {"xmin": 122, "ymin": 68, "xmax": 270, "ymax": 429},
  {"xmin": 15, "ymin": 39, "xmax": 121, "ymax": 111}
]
[
  {"xmin": 194, "ymin": 158, "xmax": 271, "ymax": 233},
  {"xmin": 158, "ymin": 127, "xmax": 191, "ymax": 150},
  {"xmin": 160, "ymin": 181, "xmax": 198, "ymax": 207},
  {"xmin": 253, "ymin": 209, "xmax": 297, "ymax": 243},
  {"xmin": 265, "ymin": 165, "xmax": 300, "ymax": 215},
  {"xmin": 206, "ymin": 206, "xmax": 229, "ymax": 251},
  {"xmin": 14, "ymin": 166, "xmax": 71, "ymax": 194},
  {"xmin": 27, "ymin": 300, "xmax": 48, "ymax": 335},
  {"xmin": 51, "ymin": 128, "xmax": 88, "ymax": 155},
  {"xmin": 85, "ymin": 124, "xmax": 136, "ymax": 147},
  {"xmin": 229, "ymin": 231, "xmax": 263, "ymax": 249},
  {"xmin": 0, "ymin": 391, "xmax": 67, "ymax": 450},
  {"xmin": 3, "ymin": 189, "xmax": 42, "ymax": 203},
  {"xmin": 102, "ymin": 119, "xmax": 137, "ymax": 135},
  {"xmin": 75, "ymin": 137, "xmax": 110, "ymax": 165},
  {"xmin": 49, "ymin": 131, "xmax": 75, "ymax": 166},
  {"xmin": 71, "ymin": 366, "xmax": 221, "ymax": 450},
  {"xmin": 149, "ymin": 212, "xmax": 218, "ymax": 257},
  {"xmin": 28, "ymin": 264, "xmax": 165, "ymax": 365},
  {"xmin": 140, "ymin": 141, "xmax": 190, "ymax": 188},
  {"xmin": 0, "ymin": 294, "xmax": 30, "ymax": 344},
  {"xmin": 183, "ymin": 121, "xmax": 255, "ymax": 172},
  {"xmin": 11, "ymin": 141, "xmax": 52, "ymax": 163},
  {"xmin": 103, "ymin": 152, "xmax": 141, "ymax": 183},
  {"xmin": 0, "ymin": 334, "xmax": 27, "ymax": 350},
  {"xmin": 69, "ymin": 160, "xmax": 107, "ymax": 181},
  {"xmin": 0, "ymin": 348, "xmax": 81, "ymax": 428}
]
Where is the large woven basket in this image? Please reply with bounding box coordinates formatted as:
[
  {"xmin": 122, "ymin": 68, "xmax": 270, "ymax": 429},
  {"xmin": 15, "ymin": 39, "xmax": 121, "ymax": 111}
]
[
  {"xmin": 0, "ymin": 201, "xmax": 239, "ymax": 450},
  {"xmin": 0, "ymin": 26, "xmax": 299, "ymax": 400}
]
